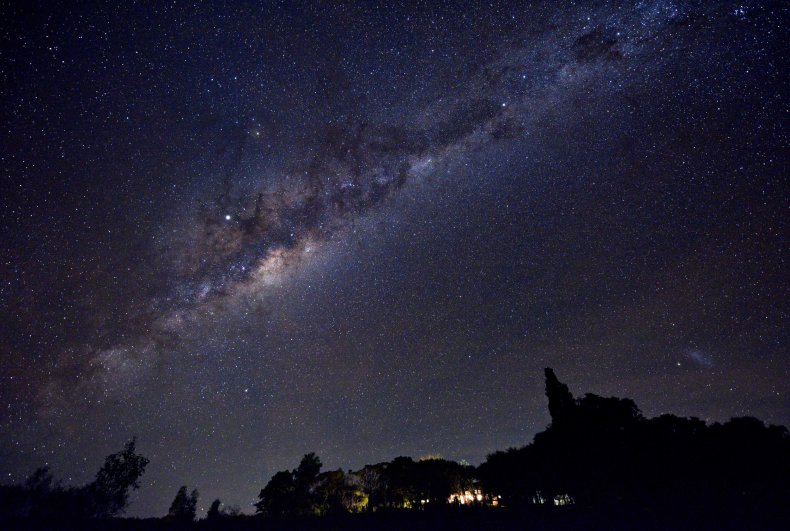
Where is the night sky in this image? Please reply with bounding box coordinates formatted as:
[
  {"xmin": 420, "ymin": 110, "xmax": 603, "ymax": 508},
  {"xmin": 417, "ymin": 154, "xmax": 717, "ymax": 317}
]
[{"xmin": 1, "ymin": 0, "xmax": 787, "ymax": 517}]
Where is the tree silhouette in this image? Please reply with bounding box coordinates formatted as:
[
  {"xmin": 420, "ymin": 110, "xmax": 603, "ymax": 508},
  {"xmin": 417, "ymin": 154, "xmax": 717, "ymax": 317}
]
[
  {"xmin": 88, "ymin": 438, "xmax": 150, "ymax": 518},
  {"xmin": 382, "ymin": 456, "xmax": 419, "ymax": 508},
  {"xmin": 206, "ymin": 498, "xmax": 222, "ymax": 520},
  {"xmin": 318, "ymin": 468, "xmax": 371, "ymax": 514},
  {"xmin": 292, "ymin": 452, "xmax": 322, "ymax": 516},
  {"xmin": 167, "ymin": 485, "xmax": 198, "ymax": 522},
  {"xmin": 356, "ymin": 465, "xmax": 383, "ymax": 510},
  {"xmin": 255, "ymin": 470, "xmax": 296, "ymax": 517},
  {"xmin": 294, "ymin": 452, "xmax": 322, "ymax": 488},
  {"xmin": 544, "ymin": 367, "xmax": 575, "ymax": 428},
  {"xmin": 414, "ymin": 458, "xmax": 471, "ymax": 506}
]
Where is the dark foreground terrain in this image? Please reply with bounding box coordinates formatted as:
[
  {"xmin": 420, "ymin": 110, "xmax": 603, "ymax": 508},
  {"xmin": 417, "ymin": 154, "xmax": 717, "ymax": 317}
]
[{"xmin": 3, "ymin": 505, "xmax": 789, "ymax": 531}]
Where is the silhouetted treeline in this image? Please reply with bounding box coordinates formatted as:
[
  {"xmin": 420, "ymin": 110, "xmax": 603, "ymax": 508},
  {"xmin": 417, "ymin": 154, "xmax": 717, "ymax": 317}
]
[
  {"xmin": 252, "ymin": 452, "xmax": 476, "ymax": 518},
  {"xmin": 2, "ymin": 369, "xmax": 788, "ymax": 530},
  {"xmin": 478, "ymin": 369, "xmax": 790, "ymax": 520},
  {"xmin": 0, "ymin": 438, "xmax": 148, "ymax": 522}
]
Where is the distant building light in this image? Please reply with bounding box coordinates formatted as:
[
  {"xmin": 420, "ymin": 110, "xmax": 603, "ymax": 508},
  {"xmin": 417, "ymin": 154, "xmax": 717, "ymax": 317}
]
[
  {"xmin": 553, "ymin": 494, "xmax": 575, "ymax": 506},
  {"xmin": 448, "ymin": 489, "xmax": 485, "ymax": 505}
]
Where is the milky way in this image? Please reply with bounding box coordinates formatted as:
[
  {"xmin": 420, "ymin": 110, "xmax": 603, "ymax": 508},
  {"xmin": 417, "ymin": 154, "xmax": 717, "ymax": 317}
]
[{"xmin": 1, "ymin": 0, "xmax": 787, "ymax": 516}]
